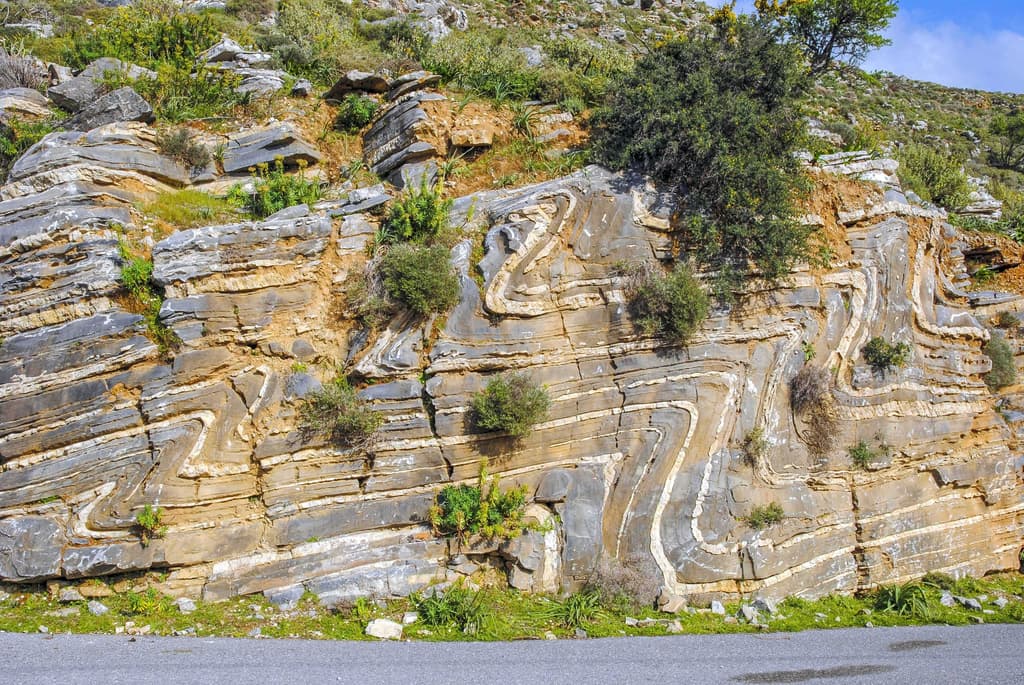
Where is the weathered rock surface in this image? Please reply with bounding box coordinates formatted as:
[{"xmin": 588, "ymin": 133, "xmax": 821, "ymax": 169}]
[
  {"xmin": 47, "ymin": 58, "xmax": 155, "ymax": 114},
  {"xmin": 221, "ymin": 123, "xmax": 322, "ymax": 175},
  {"xmin": 5, "ymin": 123, "xmax": 191, "ymax": 198},
  {"xmin": 64, "ymin": 87, "xmax": 154, "ymax": 132},
  {"xmin": 0, "ymin": 139, "xmax": 1021, "ymax": 606},
  {"xmin": 197, "ymin": 36, "xmax": 287, "ymax": 98},
  {"xmin": 0, "ymin": 88, "xmax": 51, "ymax": 122},
  {"xmin": 362, "ymin": 83, "xmax": 446, "ymax": 184},
  {"xmin": 324, "ymin": 70, "xmax": 390, "ymax": 100}
]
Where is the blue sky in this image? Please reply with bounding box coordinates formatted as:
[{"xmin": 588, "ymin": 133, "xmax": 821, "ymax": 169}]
[{"xmin": 735, "ymin": 1, "xmax": 1024, "ymax": 92}]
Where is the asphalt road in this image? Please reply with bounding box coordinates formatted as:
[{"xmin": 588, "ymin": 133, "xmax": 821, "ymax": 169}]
[{"xmin": 2, "ymin": 624, "xmax": 1022, "ymax": 685}]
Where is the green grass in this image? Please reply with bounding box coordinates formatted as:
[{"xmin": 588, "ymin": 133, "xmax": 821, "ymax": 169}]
[
  {"xmin": 140, "ymin": 189, "xmax": 240, "ymax": 229},
  {"xmin": 3, "ymin": 572, "xmax": 1021, "ymax": 641}
]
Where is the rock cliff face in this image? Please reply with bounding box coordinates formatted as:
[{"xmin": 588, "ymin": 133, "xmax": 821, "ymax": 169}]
[{"xmin": 1, "ymin": 129, "xmax": 1021, "ymax": 603}]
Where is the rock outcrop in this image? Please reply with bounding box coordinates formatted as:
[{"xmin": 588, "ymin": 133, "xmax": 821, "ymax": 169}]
[{"xmin": 0, "ymin": 134, "xmax": 1021, "ymax": 605}]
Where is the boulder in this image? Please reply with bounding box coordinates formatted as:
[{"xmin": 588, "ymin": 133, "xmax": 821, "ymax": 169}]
[
  {"xmin": 0, "ymin": 88, "xmax": 51, "ymax": 121},
  {"xmin": 387, "ymin": 71, "xmax": 441, "ymax": 101},
  {"xmin": 365, "ymin": 618, "xmax": 403, "ymax": 640},
  {"xmin": 0, "ymin": 517, "xmax": 66, "ymax": 582},
  {"xmin": 738, "ymin": 605, "xmax": 761, "ymax": 624},
  {"xmin": 87, "ymin": 600, "xmax": 109, "ymax": 616},
  {"xmin": 221, "ymin": 123, "xmax": 321, "ymax": 174},
  {"xmin": 362, "ymin": 91, "xmax": 445, "ymax": 178},
  {"xmin": 199, "ymin": 36, "xmax": 273, "ymax": 68},
  {"xmin": 324, "ymin": 70, "xmax": 389, "ymax": 100},
  {"xmin": 48, "ymin": 58, "xmax": 155, "ymax": 113},
  {"xmin": 63, "ymin": 87, "xmax": 154, "ymax": 131},
  {"xmin": 752, "ymin": 597, "xmax": 778, "ymax": 616},
  {"xmin": 291, "ymin": 79, "xmax": 313, "ymax": 98},
  {"xmin": 59, "ymin": 587, "xmax": 85, "ymax": 603},
  {"xmin": 175, "ymin": 597, "xmax": 197, "ymax": 614},
  {"xmin": 656, "ymin": 586, "xmax": 687, "ymax": 614}
]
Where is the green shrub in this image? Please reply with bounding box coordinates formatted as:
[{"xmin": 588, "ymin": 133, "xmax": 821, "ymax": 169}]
[
  {"xmin": 134, "ymin": 65, "xmax": 248, "ymax": 123},
  {"xmin": 156, "ymin": 128, "xmax": 210, "ymax": 172},
  {"xmin": 848, "ymin": 440, "xmax": 877, "ymax": 469},
  {"xmin": 920, "ymin": 571, "xmax": 957, "ymax": 591},
  {"xmin": 874, "ymin": 582, "xmax": 929, "ymax": 617},
  {"xmin": 984, "ymin": 332, "xmax": 1017, "ymax": 390},
  {"xmin": 269, "ymin": 0, "xmax": 384, "ymax": 83},
  {"xmin": 742, "ymin": 427, "xmax": 768, "ymax": 466},
  {"xmin": 412, "ymin": 585, "xmax": 496, "ymax": 636},
  {"xmin": 592, "ymin": 16, "xmax": 811, "ymax": 297},
  {"xmin": 118, "ymin": 238, "xmax": 178, "ymax": 356},
  {"xmin": 126, "ymin": 587, "xmax": 172, "ymax": 615},
  {"xmin": 897, "ymin": 143, "xmax": 971, "ymax": 211},
  {"xmin": 993, "ymin": 311, "xmax": 1019, "ymax": 329},
  {"xmin": 228, "ymin": 159, "xmax": 322, "ymax": 219},
  {"xmin": 334, "ymin": 94, "xmax": 378, "ymax": 133},
  {"xmin": 379, "ymin": 243, "xmax": 462, "ymax": 317},
  {"xmin": 298, "ymin": 376, "xmax": 383, "ymax": 448},
  {"xmin": 0, "ymin": 118, "xmax": 53, "ymax": 180},
  {"xmin": 134, "ymin": 504, "xmax": 167, "ymax": 545},
  {"xmin": 423, "ymin": 28, "xmax": 539, "ymax": 101},
  {"xmin": 542, "ymin": 591, "xmax": 603, "ymax": 629},
  {"xmin": 429, "ymin": 460, "xmax": 529, "ymax": 541},
  {"xmin": 226, "ymin": 0, "xmax": 276, "ymax": 23},
  {"xmin": 538, "ymin": 36, "xmax": 632, "ymax": 104},
  {"xmin": 141, "ymin": 189, "xmax": 238, "ymax": 228},
  {"xmin": 379, "ymin": 180, "xmax": 452, "ymax": 245},
  {"xmin": 624, "ymin": 263, "xmax": 710, "ymax": 345},
  {"xmin": 470, "ymin": 372, "xmax": 550, "ymax": 439},
  {"xmin": 356, "ymin": 16, "xmax": 430, "ymax": 62},
  {"xmin": 744, "ymin": 502, "xmax": 785, "ymax": 530},
  {"xmin": 862, "ymin": 336, "xmax": 911, "ymax": 374},
  {"xmin": 60, "ymin": 4, "xmax": 223, "ymax": 70}
]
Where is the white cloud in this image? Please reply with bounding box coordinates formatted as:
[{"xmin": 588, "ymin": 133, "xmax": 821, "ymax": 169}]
[{"xmin": 861, "ymin": 16, "xmax": 1024, "ymax": 93}]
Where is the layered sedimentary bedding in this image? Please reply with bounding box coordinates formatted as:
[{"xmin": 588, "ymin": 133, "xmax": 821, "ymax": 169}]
[{"xmin": 1, "ymin": 126, "xmax": 1021, "ymax": 604}]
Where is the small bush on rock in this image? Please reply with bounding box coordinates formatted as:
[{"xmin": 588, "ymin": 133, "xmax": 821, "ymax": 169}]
[
  {"xmin": 848, "ymin": 440, "xmax": 877, "ymax": 469},
  {"xmin": 897, "ymin": 143, "xmax": 971, "ymax": 211},
  {"xmin": 298, "ymin": 376, "xmax": 383, "ymax": 449},
  {"xmin": 157, "ymin": 128, "xmax": 211, "ymax": 172},
  {"xmin": 742, "ymin": 427, "xmax": 769, "ymax": 466},
  {"xmin": 379, "ymin": 180, "xmax": 452, "ymax": 244},
  {"xmin": 862, "ymin": 336, "xmax": 910, "ymax": 374},
  {"xmin": 0, "ymin": 46, "xmax": 46, "ymax": 90},
  {"xmin": 334, "ymin": 94, "xmax": 378, "ymax": 133},
  {"xmin": 226, "ymin": 0, "xmax": 276, "ymax": 23},
  {"xmin": 118, "ymin": 238, "xmax": 178, "ymax": 356},
  {"xmin": 429, "ymin": 460, "xmax": 528, "ymax": 541},
  {"xmin": 379, "ymin": 243, "xmax": 461, "ymax": 316},
  {"xmin": 624, "ymin": 262, "xmax": 710, "ymax": 345},
  {"xmin": 984, "ymin": 332, "xmax": 1017, "ymax": 390},
  {"xmin": 229, "ymin": 158, "xmax": 322, "ymax": 218},
  {"xmin": 134, "ymin": 504, "xmax": 167, "ymax": 545},
  {"xmin": 470, "ymin": 372, "xmax": 550, "ymax": 439},
  {"xmin": 789, "ymin": 365, "xmax": 831, "ymax": 415},
  {"xmin": 744, "ymin": 502, "xmax": 784, "ymax": 530}
]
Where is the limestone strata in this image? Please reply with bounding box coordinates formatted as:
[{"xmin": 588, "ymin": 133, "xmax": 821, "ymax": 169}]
[{"xmin": 0, "ymin": 149, "xmax": 1021, "ymax": 604}]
